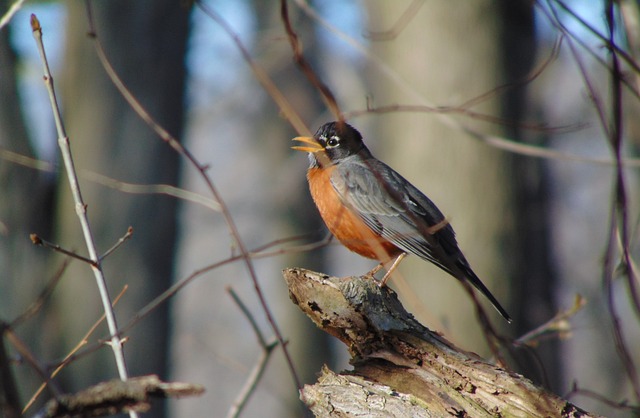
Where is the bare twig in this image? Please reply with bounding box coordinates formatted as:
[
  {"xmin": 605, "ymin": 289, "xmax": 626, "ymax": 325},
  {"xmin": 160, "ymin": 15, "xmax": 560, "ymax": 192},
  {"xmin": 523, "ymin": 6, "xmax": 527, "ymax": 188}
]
[
  {"xmin": 30, "ymin": 16, "xmax": 135, "ymax": 416},
  {"xmin": 0, "ymin": 148, "xmax": 222, "ymax": 210},
  {"xmin": 601, "ymin": 1, "xmax": 640, "ymax": 401},
  {"xmin": 514, "ymin": 294, "xmax": 585, "ymax": 348},
  {"xmin": 364, "ymin": 0, "xmax": 425, "ymax": 41},
  {"xmin": 0, "ymin": 329, "xmax": 21, "ymax": 418},
  {"xmin": 225, "ymin": 288, "xmax": 279, "ymax": 418},
  {"xmin": 30, "ymin": 234, "xmax": 95, "ymax": 266},
  {"xmin": 10, "ymin": 261, "xmax": 69, "ymax": 329},
  {"xmin": 280, "ymin": 0, "xmax": 343, "ymax": 121},
  {"xmin": 566, "ymin": 381, "xmax": 640, "ymax": 414},
  {"xmin": 100, "ymin": 227, "xmax": 133, "ymax": 261},
  {"xmin": 3, "ymin": 327, "xmax": 62, "ymax": 399},
  {"xmin": 0, "ymin": 0, "xmax": 27, "ymax": 29}
]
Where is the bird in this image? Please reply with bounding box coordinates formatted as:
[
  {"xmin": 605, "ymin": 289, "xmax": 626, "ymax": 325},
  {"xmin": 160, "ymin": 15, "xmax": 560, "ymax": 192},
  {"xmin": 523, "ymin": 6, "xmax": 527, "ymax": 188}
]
[{"xmin": 292, "ymin": 121, "xmax": 511, "ymax": 322}]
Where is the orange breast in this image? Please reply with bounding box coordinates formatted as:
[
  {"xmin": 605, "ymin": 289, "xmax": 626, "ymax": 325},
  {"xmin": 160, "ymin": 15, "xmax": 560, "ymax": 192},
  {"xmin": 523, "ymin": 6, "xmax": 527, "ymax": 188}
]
[{"xmin": 307, "ymin": 166, "xmax": 401, "ymax": 262}]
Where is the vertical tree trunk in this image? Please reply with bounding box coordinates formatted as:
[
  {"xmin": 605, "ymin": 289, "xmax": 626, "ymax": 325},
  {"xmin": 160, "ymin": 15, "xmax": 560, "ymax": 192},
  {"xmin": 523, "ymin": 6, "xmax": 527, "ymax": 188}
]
[
  {"xmin": 51, "ymin": 3, "xmax": 190, "ymax": 417},
  {"xmin": 498, "ymin": 1, "xmax": 561, "ymax": 390},
  {"xmin": 0, "ymin": 3, "xmax": 56, "ymax": 405}
]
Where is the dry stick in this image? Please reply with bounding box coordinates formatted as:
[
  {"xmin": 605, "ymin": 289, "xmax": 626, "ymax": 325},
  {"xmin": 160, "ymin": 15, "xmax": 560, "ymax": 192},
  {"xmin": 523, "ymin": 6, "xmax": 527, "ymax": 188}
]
[
  {"xmin": 100, "ymin": 226, "xmax": 134, "ymax": 261},
  {"xmin": 514, "ymin": 294, "xmax": 584, "ymax": 347},
  {"xmin": 603, "ymin": 2, "xmax": 640, "ymax": 402},
  {"xmin": 280, "ymin": 0, "xmax": 343, "ymax": 122},
  {"xmin": 364, "ymin": 0, "xmax": 425, "ymax": 41},
  {"xmin": 83, "ymin": 0, "xmax": 304, "ymax": 392},
  {"xmin": 0, "ymin": 0, "xmax": 27, "ymax": 29},
  {"xmin": 604, "ymin": 5, "xmax": 640, "ymax": 321},
  {"xmin": 566, "ymin": 382, "xmax": 640, "ymax": 414},
  {"xmin": 225, "ymin": 288, "xmax": 279, "ymax": 418},
  {"xmin": 0, "ymin": 148, "xmax": 222, "ymax": 211},
  {"xmin": 30, "ymin": 234, "xmax": 96, "ymax": 266},
  {"xmin": 0, "ymin": 326, "xmax": 21, "ymax": 418},
  {"xmin": 10, "ymin": 261, "xmax": 69, "ymax": 329},
  {"xmin": 3, "ymin": 328, "xmax": 62, "ymax": 400},
  {"xmin": 29, "ymin": 15, "xmax": 138, "ymax": 418}
]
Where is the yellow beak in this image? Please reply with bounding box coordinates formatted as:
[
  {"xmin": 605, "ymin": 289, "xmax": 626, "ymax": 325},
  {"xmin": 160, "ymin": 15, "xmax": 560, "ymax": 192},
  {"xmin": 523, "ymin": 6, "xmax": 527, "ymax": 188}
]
[{"xmin": 291, "ymin": 136, "xmax": 324, "ymax": 153}]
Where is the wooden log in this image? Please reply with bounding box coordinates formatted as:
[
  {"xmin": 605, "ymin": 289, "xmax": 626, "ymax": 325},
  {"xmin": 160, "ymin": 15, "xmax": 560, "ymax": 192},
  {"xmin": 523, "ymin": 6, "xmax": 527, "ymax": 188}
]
[{"xmin": 283, "ymin": 268, "xmax": 599, "ymax": 418}]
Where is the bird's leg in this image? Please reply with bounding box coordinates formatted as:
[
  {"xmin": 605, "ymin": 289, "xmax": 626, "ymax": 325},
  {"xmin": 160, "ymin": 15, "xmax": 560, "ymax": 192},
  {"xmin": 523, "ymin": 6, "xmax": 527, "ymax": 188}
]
[
  {"xmin": 379, "ymin": 252, "xmax": 407, "ymax": 287},
  {"xmin": 366, "ymin": 263, "xmax": 385, "ymax": 278}
]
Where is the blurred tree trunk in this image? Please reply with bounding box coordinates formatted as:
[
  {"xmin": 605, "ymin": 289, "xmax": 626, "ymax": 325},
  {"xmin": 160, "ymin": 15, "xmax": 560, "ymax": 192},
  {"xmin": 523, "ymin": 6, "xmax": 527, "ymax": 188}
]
[
  {"xmin": 498, "ymin": 1, "xmax": 561, "ymax": 391},
  {"xmin": 0, "ymin": 2, "xmax": 56, "ymax": 405},
  {"xmin": 365, "ymin": 1, "xmax": 557, "ymax": 383},
  {"xmin": 51, "ymin": 2, "xmax": 190, "ymax": 418}
]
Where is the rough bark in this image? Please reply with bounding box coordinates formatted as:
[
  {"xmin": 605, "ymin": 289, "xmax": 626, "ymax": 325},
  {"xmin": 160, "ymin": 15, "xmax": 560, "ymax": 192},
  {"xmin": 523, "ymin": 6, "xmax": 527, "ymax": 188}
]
[{"xmin": 284, "ymin": 268, "xmax": 599, "ymax": 418}]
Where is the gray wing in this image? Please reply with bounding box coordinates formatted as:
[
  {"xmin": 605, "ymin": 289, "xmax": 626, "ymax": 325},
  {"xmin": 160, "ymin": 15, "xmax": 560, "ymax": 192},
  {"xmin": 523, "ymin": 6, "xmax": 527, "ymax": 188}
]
[
  {"xmin": 331, "ymin": 158, "xmax": 462, "ymax": 275},
  {"xmin": 331, "ymin": 157, "xmax": 512, "ymax": 322}
]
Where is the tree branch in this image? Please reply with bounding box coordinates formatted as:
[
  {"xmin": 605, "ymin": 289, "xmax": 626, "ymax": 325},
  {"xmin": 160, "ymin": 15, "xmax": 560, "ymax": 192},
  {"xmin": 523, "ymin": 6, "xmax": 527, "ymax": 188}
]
[{"xmin": 283, "ymin": 268, "xmax": 601, "ymax": 417}]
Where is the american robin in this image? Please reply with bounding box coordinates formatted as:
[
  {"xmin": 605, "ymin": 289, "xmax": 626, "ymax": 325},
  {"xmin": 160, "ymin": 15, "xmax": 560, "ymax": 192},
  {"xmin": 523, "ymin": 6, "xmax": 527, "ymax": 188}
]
[{"xmin": 292, "ymin": 121, "xmax": 511, "ymax": 322}]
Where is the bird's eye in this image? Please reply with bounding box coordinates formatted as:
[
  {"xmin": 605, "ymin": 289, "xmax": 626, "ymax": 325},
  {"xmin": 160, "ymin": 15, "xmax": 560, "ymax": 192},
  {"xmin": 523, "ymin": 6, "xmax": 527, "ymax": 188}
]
[{"xmin": 326, "ymin": 136, "xmax": 340, "ymax": 148}]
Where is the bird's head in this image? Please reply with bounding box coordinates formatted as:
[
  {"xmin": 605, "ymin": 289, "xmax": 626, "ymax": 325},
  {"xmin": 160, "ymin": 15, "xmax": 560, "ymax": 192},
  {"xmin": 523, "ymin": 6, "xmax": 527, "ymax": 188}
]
[{"xmin": 292, "ymin": 121, "xmax": 367, "ymax": 167}]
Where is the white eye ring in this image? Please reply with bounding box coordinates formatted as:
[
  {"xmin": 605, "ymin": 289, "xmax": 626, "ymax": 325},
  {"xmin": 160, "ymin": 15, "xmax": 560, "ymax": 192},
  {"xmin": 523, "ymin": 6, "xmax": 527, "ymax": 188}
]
[{"xmin": 326, "ymin": 136, "xmax": 340, "ymax": 148}]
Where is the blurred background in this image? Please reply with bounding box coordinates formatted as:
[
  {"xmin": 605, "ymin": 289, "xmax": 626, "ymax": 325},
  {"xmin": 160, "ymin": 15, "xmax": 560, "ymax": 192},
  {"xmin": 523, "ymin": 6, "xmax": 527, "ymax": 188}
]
[{"xmin": 1, "ymin": 1, "xmax": 639, "ymax": 417}]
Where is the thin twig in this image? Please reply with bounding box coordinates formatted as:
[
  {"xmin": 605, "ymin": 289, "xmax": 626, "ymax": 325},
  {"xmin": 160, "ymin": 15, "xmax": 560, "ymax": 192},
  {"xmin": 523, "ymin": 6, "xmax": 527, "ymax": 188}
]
[
  {"xmin": 10, "ymin": 261, "xmax": 69, "ymax": 328},
  {"xmin": 602, "ymin": 1, "xmax": 640, "ymax": 401},
  {"xmin": 30, "ymin": 234, "xmax": 95, "ymax": 266},
  {"xmin": 514, "ymin": 294, "xmax": 585, "ymax": 347},
  {"xmin": 565, "ymin": 381, "xmax": 640, "ymax": 414},
  {"xmin": 30, "ymin": 14, "xmax": 137, "ymax": 418},
  {"xmin": 3, "ymin": 327, "xmax": 63, "ymax": 399},
  {"xmin": 0, "ymin": 0, "xmax": 27, "ymax": 29},
  {"xmin": 280, "ymin": 0, "xmax": 343, "ymax": 122},
  {"xmin": 100, "ymin": 227, "xmax": 134, "ymax": 261},
  {"xmin": 364, "ymin": 0, "xmax": 425, "ymax": 41},
  {"xmin": 0, "ymin": 149, "xmax": 222, "ymax": 210},
  {"xmin": 226, "ymin": 288, "xmax": 270, "ymax": 348},
  {"xmin": 225, "ymin": 288, "xmax": 279, "ymax": 418}
]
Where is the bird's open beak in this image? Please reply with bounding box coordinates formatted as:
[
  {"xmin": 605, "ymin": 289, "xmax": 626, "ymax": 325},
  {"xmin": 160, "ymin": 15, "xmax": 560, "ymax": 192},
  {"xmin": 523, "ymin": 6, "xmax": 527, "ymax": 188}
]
[{"xmin": 291, "ymin": 136, "xmax": 324, "ymax": 153}]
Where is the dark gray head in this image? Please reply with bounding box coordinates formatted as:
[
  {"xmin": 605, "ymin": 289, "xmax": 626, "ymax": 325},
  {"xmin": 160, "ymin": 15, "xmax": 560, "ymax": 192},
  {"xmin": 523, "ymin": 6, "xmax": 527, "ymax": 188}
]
[{"xmin": 292, "ymin": 121, "xmax": 369, "ymax": 167}]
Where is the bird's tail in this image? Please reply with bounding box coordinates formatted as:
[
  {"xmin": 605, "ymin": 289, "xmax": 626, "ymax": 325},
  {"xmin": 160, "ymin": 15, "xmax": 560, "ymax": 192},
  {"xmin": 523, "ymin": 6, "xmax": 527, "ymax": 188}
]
[{"xmin": 457, "ymin": 263, "xmax": 512, "ymax": 323}]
